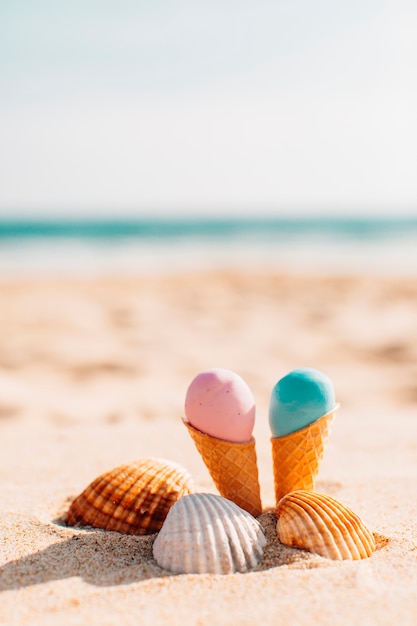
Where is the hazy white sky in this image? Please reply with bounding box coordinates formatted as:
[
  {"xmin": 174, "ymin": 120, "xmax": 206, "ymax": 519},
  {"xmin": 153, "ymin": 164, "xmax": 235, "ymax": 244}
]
[{"xmin": 0, "ymin": 0, "xmax": 416, "ymax": 218}]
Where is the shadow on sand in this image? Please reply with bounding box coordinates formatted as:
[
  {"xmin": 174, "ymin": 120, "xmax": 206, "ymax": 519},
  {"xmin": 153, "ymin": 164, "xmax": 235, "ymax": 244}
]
[
  {"xmin": 0, "ymin": 523, "xmax": 162, "ymax": 590},
  {"xmin": 0, "ymin": 509, "xmax": 329, "ymax": 591}
]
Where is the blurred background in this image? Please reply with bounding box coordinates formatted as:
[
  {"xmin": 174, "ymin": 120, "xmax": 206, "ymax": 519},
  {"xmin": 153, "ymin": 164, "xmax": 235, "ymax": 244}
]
[
  {"xmin": 1, "ymin": 0, "xmax": 416, "ymax": 274},
  {"xmin": 1, "ymin": 0, "xmax": 416, "ymax": 217}
]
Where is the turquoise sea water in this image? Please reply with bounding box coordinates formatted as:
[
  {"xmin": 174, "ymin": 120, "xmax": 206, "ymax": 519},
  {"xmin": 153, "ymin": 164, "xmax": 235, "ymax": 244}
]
[{"xmin": 0, "ymin": 217, "xmax": 416, "ymax": 276}]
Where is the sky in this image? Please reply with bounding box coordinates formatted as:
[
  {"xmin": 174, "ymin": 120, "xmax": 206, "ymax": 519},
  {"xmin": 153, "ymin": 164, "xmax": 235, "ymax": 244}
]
[{"xmin": 0, "ymin": 0, "xmax": 416, "ymax": 219}]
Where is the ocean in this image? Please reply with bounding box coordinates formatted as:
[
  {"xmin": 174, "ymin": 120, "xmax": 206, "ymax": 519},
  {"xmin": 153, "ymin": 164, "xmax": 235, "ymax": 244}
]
[{"xmin": 0, "ymin": 216, "xmax": 416, "ymax": 277}]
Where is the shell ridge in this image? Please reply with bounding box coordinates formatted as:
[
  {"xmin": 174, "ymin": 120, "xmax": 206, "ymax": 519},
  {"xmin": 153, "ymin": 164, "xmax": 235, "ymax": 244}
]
[
  {"xmin": 174, "ymin": 493, "xmax": 197, "ymax": 574},
  {"xmin": 226, "ymin": 501, "xmax": 264, "ymax": 569},
  {"xmin": 153, "ymin": 493, "xmax": 265, "ymax": 575},
  {"xmin": 303, "ymin": 494, "xmax": 352, "ymax": 559},
  {"xmin": 332, "ymin": 501, "xmax": 375, "ymax": 557},
  {"xmin": 277, "ymin": 504, "xmax": 304, "ymax": 548},
  {"xmin": 151, "ymin": 504, "xmax": 173, "ymax": 572},
  {"xmin": 289, "ymin": 498, "xmax": 342, "ymax": 559},
  {"xmin": 158, "ymin": 504, "xmax": 177, "ymax": 570},
  {"xmin": 308, "ymin": 493, "xmax": 374, "ymax": 559},
  {"xmin": 356, "ymin": 526, "xmax": 376, "ymax": 557},
  {"xmin": 312, "ymin": 494, "xmax": 363, "ymax": 559},
  {"xmin": 135, "ymin": 469, "xmax": 169, "ymax": 531},
  {"xmin": 332, "ymin": 498, "xmax": 375, "ymax": 558},
  {"xmin": 215, "ymin": 497, "xmax": 248, "ymax": 573},
  {"xmin": 240, "ymin": 514, "xmax": 266, "ymax": 563},
  {"xmin": 108, "ymin": 460, "xmax": 170, "ymax": 532},
  {"xmin": 216, "ymin": 496, "xmax": 266, "ymax": 571},
  {"xmin": 277, "ymin": 491, "xmax": 375, "ymax": 561},
  {"xmin": 191, "ymin": 493, "xmax": 217, "ymax": 574},
  {"xmin": 133, "ymin": 459, "xmax": 193, "ymax": 533},
  {"xmin": 70, "ymin": 464, "xmax": 136, "ymax": 530},
  {"xmin": 204, "ymin": 494, "xmax": 235, "ymax": 575},
  {"xmin": 278, "ymin": 495, "xmax": 340, "ymax": 559},
  {"xmin": 153, "ymin": 494, "xmax": 193, "ymax": 574},
  {"xmin": 127, "ymin": 460, "xmax": 178, "ymax": 531},
  {"xmin": 105, "ymin": 464, "xmax": 150, "ymax": 527},
  {"xmin": 66, "ymin": 458, "xmax": 193, "ymax": 535},
  {"xmin": 80, "ymin": 470, "xmax": 124, "ymax": 528},
  {"xmin": 143, "ymin": 460, "xmax": 193, "ymax": 515}
]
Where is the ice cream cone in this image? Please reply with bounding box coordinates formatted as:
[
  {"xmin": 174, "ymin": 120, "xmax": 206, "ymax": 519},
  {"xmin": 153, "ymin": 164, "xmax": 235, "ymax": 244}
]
[
  {"xmin": 271, "ymin": 406, "xmax": 338, "ymax": 508},
  {"xmin": 183, "ymin": 419, "xmax": 263, "ymax": 517}
]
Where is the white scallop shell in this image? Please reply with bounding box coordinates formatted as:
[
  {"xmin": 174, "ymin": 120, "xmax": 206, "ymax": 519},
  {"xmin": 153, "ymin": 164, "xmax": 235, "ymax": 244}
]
[{"xmin": 153, "ymin": 493, "xmax": 266, "ymax": 575}]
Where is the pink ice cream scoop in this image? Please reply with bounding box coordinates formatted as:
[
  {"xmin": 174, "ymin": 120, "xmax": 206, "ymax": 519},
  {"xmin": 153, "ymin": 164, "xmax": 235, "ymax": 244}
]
[{"xmin": 184, "ymin": 368, "xmax": 256, "ymax": 443}]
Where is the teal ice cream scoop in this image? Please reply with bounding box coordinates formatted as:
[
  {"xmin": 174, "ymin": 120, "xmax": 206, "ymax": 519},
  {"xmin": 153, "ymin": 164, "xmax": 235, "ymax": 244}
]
[{"xmin": 269, "ymin": 368, "xmax": 336, "ymax": 438}]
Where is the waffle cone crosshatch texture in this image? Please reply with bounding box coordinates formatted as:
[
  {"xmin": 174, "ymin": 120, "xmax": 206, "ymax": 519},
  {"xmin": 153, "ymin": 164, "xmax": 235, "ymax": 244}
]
[
  {"xmin": 271, "ymin": 407, "xmax": 338, "ymax": 506},
  {"xmin": 183, "ymin": 420, "xmax": 263, "ymax": 517}
]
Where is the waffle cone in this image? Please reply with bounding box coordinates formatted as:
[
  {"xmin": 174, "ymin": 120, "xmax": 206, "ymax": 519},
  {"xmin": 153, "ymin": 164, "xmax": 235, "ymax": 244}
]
[
  {"xmin": 271, "ymin": 406, "xmax": 338, "ymax": 507},
  {"xmin": 183, "ymin": 420, "xmax": 262, "ymax": 517}
]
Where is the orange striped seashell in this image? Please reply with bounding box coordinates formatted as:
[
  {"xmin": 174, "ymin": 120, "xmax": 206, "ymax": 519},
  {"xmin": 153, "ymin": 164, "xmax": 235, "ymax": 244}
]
[
  {"xmin": 65, "ymin": 457, "xmax": 194, "ymax": 535},
  {"xmin": 276, "ymin": 490, "xmax": 375, "ymax": 560}
]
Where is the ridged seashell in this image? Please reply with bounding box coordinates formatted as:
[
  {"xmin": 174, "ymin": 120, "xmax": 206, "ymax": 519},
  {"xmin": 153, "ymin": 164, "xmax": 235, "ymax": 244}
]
[
  {"xmin": 153, "ymin": 492, "xmax": 266, "ymax": 575},
  {"xmin": 65, "ymin": 458, "xmax": 194, "ymax": 535},
  {"xmin": 276, "ymin": 490, "xmax": 375, "ymax": 560}
]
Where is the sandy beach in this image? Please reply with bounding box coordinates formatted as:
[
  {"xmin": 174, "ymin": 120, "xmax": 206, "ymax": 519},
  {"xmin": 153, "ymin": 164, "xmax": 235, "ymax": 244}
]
[{"xmin": 1, "ymin": 270, "xmax": 417, "ymax": 625}]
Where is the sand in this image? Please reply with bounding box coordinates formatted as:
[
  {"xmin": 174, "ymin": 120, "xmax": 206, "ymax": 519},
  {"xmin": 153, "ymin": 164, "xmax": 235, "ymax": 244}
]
[{"xmin": 1, "ymin": 270, "xmax": 417, "ymax": 625}]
